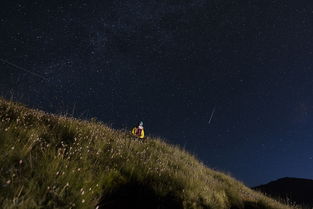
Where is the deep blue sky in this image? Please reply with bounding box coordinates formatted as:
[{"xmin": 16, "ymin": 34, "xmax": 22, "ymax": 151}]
[{"xmin": 1, "ymin": 0, "xmax": 313, "ymax": 186}]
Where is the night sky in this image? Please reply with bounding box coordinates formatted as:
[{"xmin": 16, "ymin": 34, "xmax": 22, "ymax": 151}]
[{"xmin": 1, "ymin": 0, "xmax": 313, "ymax": 186}]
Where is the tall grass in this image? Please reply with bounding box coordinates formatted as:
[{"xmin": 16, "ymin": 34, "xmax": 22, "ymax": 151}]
[{"xmin": 0, "ymin": 98, "xmax": 298, "ymax": 209}]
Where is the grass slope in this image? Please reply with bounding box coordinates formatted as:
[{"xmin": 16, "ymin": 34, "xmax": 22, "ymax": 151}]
[{"xmin": 0, "ymin": 98, "xmax": 296, "ymax": 209}]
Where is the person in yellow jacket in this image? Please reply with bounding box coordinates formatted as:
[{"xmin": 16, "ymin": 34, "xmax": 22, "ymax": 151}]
[{"xmin": 131, "ymin": 121, "xmax": 145, "ymax": 139}]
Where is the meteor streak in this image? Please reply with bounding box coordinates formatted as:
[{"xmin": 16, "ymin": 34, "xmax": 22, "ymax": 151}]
[
  {"xmin": 208, "ymin": 107, "xmax": 215, "ymax": 124},
  {"xmin": 0, "ymin": 58, "xmax": 47, "ymax": 80}
]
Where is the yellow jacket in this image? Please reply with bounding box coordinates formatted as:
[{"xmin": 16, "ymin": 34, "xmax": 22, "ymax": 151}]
[{"xmin": 131, "ymin": 127, "xmax": 145, "ymax": 139}]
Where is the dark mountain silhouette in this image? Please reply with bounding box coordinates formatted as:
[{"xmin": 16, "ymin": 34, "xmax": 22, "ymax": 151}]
[{"xmin": 253, "ymin": 177, "xmax": 313, "ymax": 208}]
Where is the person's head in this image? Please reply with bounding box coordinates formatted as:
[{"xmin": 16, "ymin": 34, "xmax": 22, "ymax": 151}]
[{"xmin": 138, "ymin": 121, "xmax": 144, "ymax": 129}]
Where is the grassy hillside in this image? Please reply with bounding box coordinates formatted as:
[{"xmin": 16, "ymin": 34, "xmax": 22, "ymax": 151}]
[{"xmin": 0, "ymin": 98, "xmax": 296, "ymax": 209}]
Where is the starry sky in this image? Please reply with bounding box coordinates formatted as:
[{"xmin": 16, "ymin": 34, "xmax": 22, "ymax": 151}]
[{"xmin": 1, "ymin": 0, "xmax": 313, "ymax": 186}]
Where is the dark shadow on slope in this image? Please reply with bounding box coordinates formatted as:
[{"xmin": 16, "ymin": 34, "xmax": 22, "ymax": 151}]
[
  {"xmin": 98, "ymin": 182, "xmax": 183, "ymax": 209},
  {"xmin": 231, "ymin": 201, "xmax": 274, "ymax": 209}
]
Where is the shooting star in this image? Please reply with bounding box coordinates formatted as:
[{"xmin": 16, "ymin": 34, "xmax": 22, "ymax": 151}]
[
  {"xmin": 208, "ymin": 107, "xmax": 216, "ymax": 124},
  {"xmin": 0, "ymin": 58, "xmax": 47, "ymax": 80}
]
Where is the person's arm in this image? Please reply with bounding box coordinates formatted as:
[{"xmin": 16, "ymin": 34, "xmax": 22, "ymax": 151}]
[{"xmin": 141, "ymin": 129, "xmax": 145, "ymax": 138}]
